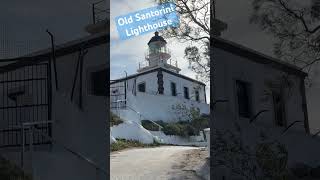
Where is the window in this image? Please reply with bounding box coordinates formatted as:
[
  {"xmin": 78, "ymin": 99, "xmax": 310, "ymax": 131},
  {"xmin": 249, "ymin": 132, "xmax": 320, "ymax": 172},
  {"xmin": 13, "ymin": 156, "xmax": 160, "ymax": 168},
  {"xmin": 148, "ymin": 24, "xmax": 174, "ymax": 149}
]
[
  {"xmin": 236, "ymin": 80, "xmax": 251, "ymax": 118},
  {"xmin": 184, "ymin": 87, "xmax": 189, "ymax": 99},
  {"xmin": 171, "ymin": 82, "xmax": 177, "ymax": 96},
  {"xmin": 90, "ymin": 69, "xmax": 107, "ymax": 96},
  {"xmin": 138, "ymin": 82, "xmax": 146, "ymax": 92},
  {"xmin": 195, "ymin": 90, "xmax": 200, "ymax": 102},
  {"xmin": 272, "ymin": 92, "xmax": 286, "ymax": 127}
]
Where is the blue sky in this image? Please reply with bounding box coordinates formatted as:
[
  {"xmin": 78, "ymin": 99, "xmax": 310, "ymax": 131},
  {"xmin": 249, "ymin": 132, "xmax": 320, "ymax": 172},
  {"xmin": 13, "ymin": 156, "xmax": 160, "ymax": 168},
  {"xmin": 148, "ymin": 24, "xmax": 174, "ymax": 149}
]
[{"xmin": 110, "ymin": 0, "xmax": 211, "ymax": 102}]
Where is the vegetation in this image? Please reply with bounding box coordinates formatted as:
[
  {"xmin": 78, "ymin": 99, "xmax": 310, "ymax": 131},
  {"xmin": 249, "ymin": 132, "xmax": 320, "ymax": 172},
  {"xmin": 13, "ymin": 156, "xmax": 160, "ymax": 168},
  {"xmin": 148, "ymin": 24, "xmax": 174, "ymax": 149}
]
[
  {"xmin": 212, "ymin": 122, "xmax": 290, "ymax": 180},
  {"xmin": 0, "ymin": 157, "xmax": 32, "ymax": 180},
  {"xmin": 111, "ymin": 139, "xmax": 160, "ymax": 152},
  {"xmin": 156, "ymin": 0, "xmax": 211, "ymax": 82},
  {"xmin": 110, "ymin": 112, "xmax": 123, "ymax": 127},
  {"xmin": 250, "ymin": 0, "xmax": 320, "ymax": 85},
  {"xmin": 141, "ymin": 120, "xmax": 163, "ymax": 131},
  {"xmin": 141, "ymin": 114, "xmax": 209, "ymax": 137}
]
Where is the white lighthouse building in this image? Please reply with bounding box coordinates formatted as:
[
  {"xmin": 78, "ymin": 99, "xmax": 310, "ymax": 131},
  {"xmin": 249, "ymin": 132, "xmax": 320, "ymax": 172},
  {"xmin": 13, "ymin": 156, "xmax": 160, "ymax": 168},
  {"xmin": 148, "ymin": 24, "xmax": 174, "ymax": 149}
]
[{"xmin": 110, "ymin": 32, "xmax": 209, "ymax": 123}]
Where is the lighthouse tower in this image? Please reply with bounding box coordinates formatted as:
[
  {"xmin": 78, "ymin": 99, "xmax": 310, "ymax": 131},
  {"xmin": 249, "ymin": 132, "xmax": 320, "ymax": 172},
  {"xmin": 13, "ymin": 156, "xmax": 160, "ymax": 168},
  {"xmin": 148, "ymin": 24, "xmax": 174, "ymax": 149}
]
[{"xmin": 138, "ymin": 32, "xmax": 181, "ymax": 73}]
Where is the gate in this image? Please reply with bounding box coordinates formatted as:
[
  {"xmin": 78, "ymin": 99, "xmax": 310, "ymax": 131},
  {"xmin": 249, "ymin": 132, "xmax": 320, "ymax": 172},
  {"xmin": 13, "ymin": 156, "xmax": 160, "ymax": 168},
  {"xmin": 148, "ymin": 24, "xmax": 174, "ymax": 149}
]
[{"xmin": 0, "ymin": 63, "xmax": 52, "ymax": 148}]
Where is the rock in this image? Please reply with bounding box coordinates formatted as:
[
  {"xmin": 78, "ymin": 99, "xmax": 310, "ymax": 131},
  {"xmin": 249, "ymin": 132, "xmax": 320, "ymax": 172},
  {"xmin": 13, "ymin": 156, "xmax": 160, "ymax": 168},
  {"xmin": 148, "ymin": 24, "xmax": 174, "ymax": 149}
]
[
  {"xmin": 290, "ymin": 162, "xmax": 311, "ymax": 178},
  {"xmin": 310, "ymin": 166, "xmax": 320, "ymax": 178}
]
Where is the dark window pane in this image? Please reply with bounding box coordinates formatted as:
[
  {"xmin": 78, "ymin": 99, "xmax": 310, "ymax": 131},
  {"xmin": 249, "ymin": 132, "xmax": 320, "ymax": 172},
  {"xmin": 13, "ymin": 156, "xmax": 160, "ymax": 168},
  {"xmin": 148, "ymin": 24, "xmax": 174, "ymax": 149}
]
[
  {"xmin": 138, "ymin": 82, "xmax": 146, "ymax": 92},
  {"xmin": 91, "ymin": 69, "xmax": 107, "ymax": 96},
  {"xmin": 236, "ymin": 80, "xmax": 251, "ymax": 118},
  {"xmin": 195, "ymin": 90, "xmax": 200, "ymax": 102},
  {"xmin": 171, "ymin": 82, "xmax": 177, "ymax": 96},
  {"xmin": 273, "ymin": 92, "xmax": 285, "ymax": 127},
  {"xmin": 184, "ymin": 87, "xmax": 189, "ymax": 99}
]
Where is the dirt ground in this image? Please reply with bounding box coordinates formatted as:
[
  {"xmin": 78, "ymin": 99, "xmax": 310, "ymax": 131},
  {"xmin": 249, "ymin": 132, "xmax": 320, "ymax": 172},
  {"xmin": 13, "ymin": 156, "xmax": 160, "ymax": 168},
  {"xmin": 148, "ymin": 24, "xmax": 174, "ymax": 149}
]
[{"xmin": 110, "ymin": 146, "xmax": 209, "ymax": 180}]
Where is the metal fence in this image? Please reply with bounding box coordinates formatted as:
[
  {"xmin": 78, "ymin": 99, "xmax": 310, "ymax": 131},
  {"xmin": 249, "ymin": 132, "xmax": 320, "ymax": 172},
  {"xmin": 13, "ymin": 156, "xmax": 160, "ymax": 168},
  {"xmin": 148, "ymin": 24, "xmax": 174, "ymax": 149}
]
[{"xmin": 0, "ymin": 63, "xmax": 52, "ymax": 148}]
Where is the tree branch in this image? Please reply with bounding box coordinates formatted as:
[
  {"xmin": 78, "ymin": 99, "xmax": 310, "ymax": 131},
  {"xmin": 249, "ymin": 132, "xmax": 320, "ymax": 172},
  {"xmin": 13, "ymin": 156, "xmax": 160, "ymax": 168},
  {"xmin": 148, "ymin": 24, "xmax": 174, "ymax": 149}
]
[{"xmin": 278, "ymin": 0, "xmax": 320, "ymax": 34}]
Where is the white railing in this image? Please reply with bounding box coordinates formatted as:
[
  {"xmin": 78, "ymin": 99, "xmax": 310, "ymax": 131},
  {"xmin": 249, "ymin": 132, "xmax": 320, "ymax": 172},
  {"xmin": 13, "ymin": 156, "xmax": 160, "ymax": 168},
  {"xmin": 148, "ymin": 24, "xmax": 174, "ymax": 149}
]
[{"xmin": 138, "ymin": 58, "xmax": 179, "ymax": 70}]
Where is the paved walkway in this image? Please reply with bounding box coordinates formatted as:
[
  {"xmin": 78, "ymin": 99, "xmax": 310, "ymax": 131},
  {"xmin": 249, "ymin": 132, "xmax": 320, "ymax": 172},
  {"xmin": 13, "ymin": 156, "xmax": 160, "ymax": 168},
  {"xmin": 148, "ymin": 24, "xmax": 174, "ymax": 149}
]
[{"xmin": 110, "ymin": 146, "xmax": 203, "ymax": 180}]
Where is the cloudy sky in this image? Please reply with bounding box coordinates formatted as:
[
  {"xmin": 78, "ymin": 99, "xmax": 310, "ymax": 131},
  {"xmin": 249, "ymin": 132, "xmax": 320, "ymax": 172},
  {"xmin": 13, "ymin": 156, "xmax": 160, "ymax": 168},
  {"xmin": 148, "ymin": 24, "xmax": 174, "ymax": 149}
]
[
  {"xmin": 0, "ymin": 0, "xmax": 99, "ymax": 58},
  {"xmin": 110, "ymin": 0, "xmax": 211, "ymax": 102}
]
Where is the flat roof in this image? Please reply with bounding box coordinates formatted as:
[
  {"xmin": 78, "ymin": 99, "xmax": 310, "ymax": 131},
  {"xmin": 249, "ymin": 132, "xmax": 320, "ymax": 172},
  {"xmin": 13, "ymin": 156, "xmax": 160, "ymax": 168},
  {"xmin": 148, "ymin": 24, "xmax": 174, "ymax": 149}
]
[
  {"xmin": 213, "ymin": 37, "xmax": 308, "ymax": 77},
  {"xmin": 0, "ymin": 32, "xmax": 108, "ymax": 73},
  {"xmin": 110, "ymin": 67, "xmax": 206, "ymax": 86}
]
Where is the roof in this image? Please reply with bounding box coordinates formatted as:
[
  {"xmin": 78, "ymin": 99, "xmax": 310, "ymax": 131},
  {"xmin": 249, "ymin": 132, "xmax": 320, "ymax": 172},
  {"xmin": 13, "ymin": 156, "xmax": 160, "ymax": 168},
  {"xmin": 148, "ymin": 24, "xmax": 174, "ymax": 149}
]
[
  {"xmin": 148, "ymin": 32, "xmax": 166, "ymax": 45},
  {"xmin": 0, "ymin": 32, "xmax": 108, "ymax": 73},
  {"xmin": 110, "ymin": 67, "xmax": 206, "ymax": 86},
  {"xmin": 212, "ymin": 37, "xmax": 308, "ymax": 77}
]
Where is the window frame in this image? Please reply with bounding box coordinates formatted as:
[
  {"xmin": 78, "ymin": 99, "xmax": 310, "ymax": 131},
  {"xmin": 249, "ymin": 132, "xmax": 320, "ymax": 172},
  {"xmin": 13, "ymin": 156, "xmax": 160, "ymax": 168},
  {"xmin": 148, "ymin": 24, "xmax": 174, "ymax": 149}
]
[
  {"xmin": 88, "ymin": 68, "xmax": 108, "ymax": 96},
  {"xmin": 184, "ymin": 86, "xmax": 189, "ymax": 99},
  {"xmin": 195, "ymin": 90, "xmax": 200, "ymax": 102},
  {"xmin": 235, "ymin": 80, "xmax": 252, "ymax": 118},
  {"xmin": 170, "ymin": 82, "xmax": 177, "ymax": 96},
  {"xmin": 138, "ymin": 82, "xmax": 146, "ymax": 93}
]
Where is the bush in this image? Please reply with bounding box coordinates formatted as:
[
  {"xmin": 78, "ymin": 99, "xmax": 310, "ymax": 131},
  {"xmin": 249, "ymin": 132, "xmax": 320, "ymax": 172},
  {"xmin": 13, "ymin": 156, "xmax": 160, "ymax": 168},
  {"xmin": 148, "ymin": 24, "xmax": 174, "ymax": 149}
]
[
  {"xmin": 141, "ymin": 120, "xmax": 161, "ymax": 131},
  {"xmin": 111, "ymin": 139, "xmax": 160, "ymax": 152},
  {"xmin": 110, "ymin": 112, "xmax": 123, "ymax": 127},
  {"xmin": 161, "ymin": 121, "xmax": 200, "ymax": 137},
  {"xmin": 142, "ymin": 115, "xmax": 210, "ymax": 137}
]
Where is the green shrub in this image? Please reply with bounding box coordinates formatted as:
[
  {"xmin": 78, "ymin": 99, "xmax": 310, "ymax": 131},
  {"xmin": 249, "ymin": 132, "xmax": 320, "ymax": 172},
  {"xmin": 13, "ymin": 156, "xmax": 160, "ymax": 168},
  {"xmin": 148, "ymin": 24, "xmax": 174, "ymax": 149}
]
[
  {"xmin": 111, "ymin": 139, "xmax": 160, "ymax": 152},
  {"xmin": 141, "ymin": 120, "xmax": 161, "ymax": 131},
  {"xmin": 110, "ymin": 112, "xmax": 123, "ymax": 127},
  {"xmin": 141, "ymin": 111, "xmax": 209, "ymax": 137},
  {"xmin": 191, "ymin": 115, "xmax": 209, "ymax": 135}
]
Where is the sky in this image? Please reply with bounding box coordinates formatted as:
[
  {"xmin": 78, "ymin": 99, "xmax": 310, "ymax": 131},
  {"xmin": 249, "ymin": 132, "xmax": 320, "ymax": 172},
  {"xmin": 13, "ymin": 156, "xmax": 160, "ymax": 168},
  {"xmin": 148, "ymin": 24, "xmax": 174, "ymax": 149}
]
[
  {"xmin": 110, "ymin": 0, "xmax": 211, "ymax": 102},
  {"xmin": 0, "ymin": 0, "xmax": 100, "ymax": 58}
]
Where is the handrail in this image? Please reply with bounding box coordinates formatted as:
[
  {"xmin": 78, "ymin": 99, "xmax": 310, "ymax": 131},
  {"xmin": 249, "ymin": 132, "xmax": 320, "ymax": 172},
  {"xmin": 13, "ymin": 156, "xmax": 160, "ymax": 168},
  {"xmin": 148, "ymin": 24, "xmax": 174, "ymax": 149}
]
[
  {"xmin": 125, "ymin": 105, "xmax": 163, "ymax": 130},
  {"xmin": 17, "ymin": 121, "xmax": 107, "ymax": 176},
  {"xmin": 114, "ymin": 100, "xmax": 163, "ymax": 131}
]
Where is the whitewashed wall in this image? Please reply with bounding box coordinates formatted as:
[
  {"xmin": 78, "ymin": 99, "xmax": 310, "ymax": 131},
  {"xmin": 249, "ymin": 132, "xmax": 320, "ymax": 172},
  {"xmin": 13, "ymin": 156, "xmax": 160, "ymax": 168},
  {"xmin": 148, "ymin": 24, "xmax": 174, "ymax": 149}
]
[
  {"xmin": 111, "ymin": 69, "xmax": 209, "ymax": 123},
  {"xmin": 213, "ymin": 47, "xmax": 307, "ymax": 133},
  {"xmin": 0, "ymin": 39, "xmax": 108, "ymax": 180}
]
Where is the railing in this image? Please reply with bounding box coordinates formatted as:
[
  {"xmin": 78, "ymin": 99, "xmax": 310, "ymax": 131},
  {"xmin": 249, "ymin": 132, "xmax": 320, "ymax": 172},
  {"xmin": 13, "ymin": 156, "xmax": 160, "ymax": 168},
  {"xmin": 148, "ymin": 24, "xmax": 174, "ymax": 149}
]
[
  {"xmin": 112, "ymin": 100, "xmax": 163, "ymax": 131},
  {"xmin": 92, "ymin": 0, "xmax": 108, "ymax": 24},
  {"xmin": 145, "ymin": 47, "xmax": 172, "ymax": 59},
  {"xmin": 138, "ymin": 58, "xmax": 179, "ymax": 70}
]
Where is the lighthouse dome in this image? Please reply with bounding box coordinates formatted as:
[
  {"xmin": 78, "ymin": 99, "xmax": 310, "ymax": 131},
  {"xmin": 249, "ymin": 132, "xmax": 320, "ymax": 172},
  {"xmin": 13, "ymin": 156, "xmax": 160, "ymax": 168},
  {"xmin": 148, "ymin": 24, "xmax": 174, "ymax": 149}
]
[{"xmin": 148, "ymin": 31, "xmax": 166, "ymax": 45}]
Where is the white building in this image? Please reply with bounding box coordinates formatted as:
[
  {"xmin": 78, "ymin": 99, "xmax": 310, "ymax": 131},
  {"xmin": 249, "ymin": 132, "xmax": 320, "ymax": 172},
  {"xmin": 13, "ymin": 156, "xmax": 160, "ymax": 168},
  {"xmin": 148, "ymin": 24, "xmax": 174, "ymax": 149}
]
[
  {"xmin": 0, "ymin": 20, "xmax": 108, "ymax": 179},
  {"xmin": 110, "ymin": 32, "xmax": 210, "ymax": 123},
  {"xmin": 212, "ymin": 37, "xmax": 310, "ymax": 134}
]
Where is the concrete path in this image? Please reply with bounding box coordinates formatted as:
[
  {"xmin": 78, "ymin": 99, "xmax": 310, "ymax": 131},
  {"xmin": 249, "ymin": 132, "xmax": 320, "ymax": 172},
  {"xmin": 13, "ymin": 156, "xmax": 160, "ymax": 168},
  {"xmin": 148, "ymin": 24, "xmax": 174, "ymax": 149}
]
[{"xmin": 110, "ymin": 146, "xmax": 203, "ymax": 180}]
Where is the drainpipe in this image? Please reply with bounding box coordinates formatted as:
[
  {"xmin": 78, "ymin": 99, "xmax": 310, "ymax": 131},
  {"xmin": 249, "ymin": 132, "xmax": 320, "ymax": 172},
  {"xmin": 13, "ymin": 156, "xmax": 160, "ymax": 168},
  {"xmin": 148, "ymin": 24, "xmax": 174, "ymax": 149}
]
[
  {"xmin": 46, "ymin": 30, "xmax": 59, "ymax": 91},
  {"xmin": 124, "ymin": 71, "xmax": 127, "ymax": 106}
]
